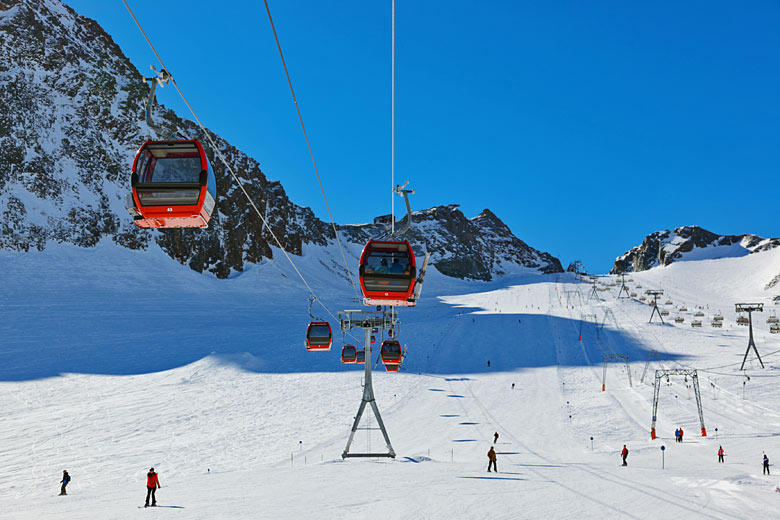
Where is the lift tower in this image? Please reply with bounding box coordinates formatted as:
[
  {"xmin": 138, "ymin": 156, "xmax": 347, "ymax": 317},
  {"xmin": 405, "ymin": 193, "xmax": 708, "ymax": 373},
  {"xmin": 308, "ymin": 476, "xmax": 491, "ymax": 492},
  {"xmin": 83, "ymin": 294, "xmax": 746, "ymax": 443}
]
[
  {"xmin": 617, "ymin": 273, "xmax": 630, "ymax": 299},
  {"xmin": 646, "ymin": 290, "xmax": 665, "ymax": 324},
  {"xmin": 339, "ymin": 309, "xmax": 398, "ymax": 458},
  {"xmin": 650, "ymin": 368, "xmax": 706, "ymax": 439},
  {"xmin": 736, "ymin": 303, "xmax": 764, "ymax": 370}
]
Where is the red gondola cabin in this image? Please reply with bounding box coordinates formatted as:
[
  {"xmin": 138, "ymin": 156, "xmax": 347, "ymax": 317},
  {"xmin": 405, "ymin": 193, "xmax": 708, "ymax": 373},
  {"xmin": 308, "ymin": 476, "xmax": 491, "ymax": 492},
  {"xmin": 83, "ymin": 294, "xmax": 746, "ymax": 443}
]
[
  {"xmin": 385, "ymin": 364, "xmax": 400, "ymax": 372},
  {"xmin": 341, "ymin": 345, "xmax": 357, "ymax": 363},
  {"xmin": 355, "ymin": 349, "xmax": 366, "ymax": 364},
  {"xmin": 380, "ymin": 340, "xmax": 403, "ymax": 365},
  {"xmin": 126, "ymin": 140, "xmax": 217, "ymax": 229},
  {"xmin": 306, "ymin": 321, "xmax": 332, "ymax": 351},
  {"xmin": 358, "ymin": 241, "xmax": 417, "ymax": 306}
]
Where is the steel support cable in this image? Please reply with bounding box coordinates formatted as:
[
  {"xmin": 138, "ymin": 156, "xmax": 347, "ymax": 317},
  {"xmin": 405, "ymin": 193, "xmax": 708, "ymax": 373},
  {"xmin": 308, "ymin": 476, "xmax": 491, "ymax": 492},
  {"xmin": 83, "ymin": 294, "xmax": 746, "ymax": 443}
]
[
  {"xmin": 262, "ymin": 0, "xmax": 362, "ymax": 304},
  {"xmin": 121, "ymin": 0, "xmax": 350, "ymax": 330}
]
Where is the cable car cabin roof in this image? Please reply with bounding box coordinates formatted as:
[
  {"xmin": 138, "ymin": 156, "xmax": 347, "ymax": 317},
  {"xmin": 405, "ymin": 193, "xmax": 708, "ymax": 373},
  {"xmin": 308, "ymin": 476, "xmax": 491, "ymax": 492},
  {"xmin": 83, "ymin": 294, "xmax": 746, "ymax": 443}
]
[
  {"xmin": 341, "ymin": 345, "xmax": 357, "ymax": 363},
  {"xmin": 128, "ymin": 140, "xmax": 217, "ymax": 229},
  {"xmin": 380, "ymin": 340, "xmax": 402, "ymax": 364},
  {"xmin": 359, "ymin": 241, "xmax": 417, "ymax": 307},
  {"xmin": 306, "ymin": 321, "xmax": 332, "ymax": 351}
]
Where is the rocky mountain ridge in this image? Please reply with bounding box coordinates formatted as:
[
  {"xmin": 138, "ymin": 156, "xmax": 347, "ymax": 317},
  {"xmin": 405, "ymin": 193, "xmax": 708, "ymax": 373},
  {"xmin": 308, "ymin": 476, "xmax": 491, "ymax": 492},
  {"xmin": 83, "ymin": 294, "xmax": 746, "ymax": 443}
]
[
  {"xmin": 0, "ymin": 0, "xmax": 562, "ymax": 280},
  {"xmin": 611, "ymin": 225, "xmax": 780, "ymax": 274}
]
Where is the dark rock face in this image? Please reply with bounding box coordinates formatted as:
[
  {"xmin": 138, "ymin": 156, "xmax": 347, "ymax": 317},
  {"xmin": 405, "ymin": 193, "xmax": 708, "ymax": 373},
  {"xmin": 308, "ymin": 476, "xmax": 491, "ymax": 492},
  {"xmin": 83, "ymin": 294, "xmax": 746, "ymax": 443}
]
[
  {"xmin": 611, "ymin": 226, "xmax": 780, "ymax": 273},
  {"xmin": 341, "ymin": 206, "xmax": 562, "ymax": 280},
  {"xmin": 0, "ymin": 0, "xmax": 562, "ymax": 281}
]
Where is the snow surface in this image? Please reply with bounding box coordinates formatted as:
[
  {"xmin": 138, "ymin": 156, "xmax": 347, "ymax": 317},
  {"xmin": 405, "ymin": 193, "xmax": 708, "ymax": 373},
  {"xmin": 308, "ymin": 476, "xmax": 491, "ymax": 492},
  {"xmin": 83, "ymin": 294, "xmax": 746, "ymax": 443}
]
[{"xmin": 2, "ymin": 243, "xmax": 780, "ymax": 519}]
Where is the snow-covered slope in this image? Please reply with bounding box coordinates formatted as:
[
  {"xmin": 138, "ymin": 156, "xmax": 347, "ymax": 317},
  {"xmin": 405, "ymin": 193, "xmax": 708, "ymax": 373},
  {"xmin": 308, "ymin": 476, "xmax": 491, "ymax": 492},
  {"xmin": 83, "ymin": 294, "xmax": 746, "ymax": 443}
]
[
  {"xmin": 612, "ymin": 225, "xmax": 780, "ymax": 273},
  {"xmin": 2, "ymin": 244, "xmax": 780, "ymax": 519}
]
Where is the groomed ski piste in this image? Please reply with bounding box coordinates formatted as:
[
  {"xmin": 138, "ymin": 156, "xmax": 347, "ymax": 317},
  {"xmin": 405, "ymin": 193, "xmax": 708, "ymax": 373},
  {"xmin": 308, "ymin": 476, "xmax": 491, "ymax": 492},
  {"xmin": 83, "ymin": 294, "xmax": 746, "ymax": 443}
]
[{"xmin": 2, "ymin": 242, "xmax": 780, "ymax": 519}]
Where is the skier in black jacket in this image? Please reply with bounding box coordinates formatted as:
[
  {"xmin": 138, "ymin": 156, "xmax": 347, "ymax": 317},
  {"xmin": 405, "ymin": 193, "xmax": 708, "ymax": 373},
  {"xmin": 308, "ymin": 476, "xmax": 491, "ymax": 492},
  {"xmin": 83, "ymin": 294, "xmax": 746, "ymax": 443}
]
[{"xmin": 59, "ymin": 470, "xmax": 70, "ymax": 496}]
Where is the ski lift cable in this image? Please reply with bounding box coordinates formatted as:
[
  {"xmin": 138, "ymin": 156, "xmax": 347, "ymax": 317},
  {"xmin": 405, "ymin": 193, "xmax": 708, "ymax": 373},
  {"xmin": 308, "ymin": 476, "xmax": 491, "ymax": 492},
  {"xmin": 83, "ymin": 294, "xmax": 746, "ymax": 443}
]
[
  {"xmin": 120, "ymin": 0, "xmax": 353, "ymax": 334},
  {"xmin": 262, "ymin": 0, "xmax": 362, "ymax": 303}
]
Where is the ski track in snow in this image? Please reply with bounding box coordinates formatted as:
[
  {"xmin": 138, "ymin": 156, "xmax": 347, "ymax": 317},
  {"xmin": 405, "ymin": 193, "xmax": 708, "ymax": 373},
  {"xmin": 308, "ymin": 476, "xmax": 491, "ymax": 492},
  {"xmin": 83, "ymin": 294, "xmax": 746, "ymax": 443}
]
[{"xmin": 1, "ymin": 244, "xmax": 780, "ymax": 518}]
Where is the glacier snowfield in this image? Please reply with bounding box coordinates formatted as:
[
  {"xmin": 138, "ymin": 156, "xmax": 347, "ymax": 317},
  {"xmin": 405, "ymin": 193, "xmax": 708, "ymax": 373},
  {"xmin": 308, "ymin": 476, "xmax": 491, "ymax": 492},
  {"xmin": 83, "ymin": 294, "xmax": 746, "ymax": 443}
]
[{"xmin": 2, "ymin": 243, "xmax": 780, "ymax": 519}]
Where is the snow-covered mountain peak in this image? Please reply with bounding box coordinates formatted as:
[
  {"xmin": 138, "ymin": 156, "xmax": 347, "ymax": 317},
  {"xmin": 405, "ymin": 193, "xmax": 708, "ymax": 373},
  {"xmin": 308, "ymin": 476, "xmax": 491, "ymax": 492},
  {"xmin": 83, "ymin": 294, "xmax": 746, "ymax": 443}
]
[{"xmin": 612, "ymin": 225, "xmax": 780, "ymax": 273}]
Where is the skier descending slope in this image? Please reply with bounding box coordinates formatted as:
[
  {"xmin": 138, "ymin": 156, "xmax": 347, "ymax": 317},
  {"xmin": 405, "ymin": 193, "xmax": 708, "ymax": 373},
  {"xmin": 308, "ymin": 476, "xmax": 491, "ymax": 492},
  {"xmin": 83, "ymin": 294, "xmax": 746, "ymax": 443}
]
[
  {"xmin": 621, "ymin": 445, "xmax": 629, "ymax": 466},
  {"xmin": 487, "ymin": 447, "xmax": 498, "ymax": 473},
  {"xmin": 59, "ymin": 470, "xmax": 70, "ymax": 496},
  {"xmin": 145, "ymin": 468, "xmax": 161, "ymax": 507},
  {"xmin": 764, "ymin": 454, "xmax": 771, "ymax": 475}
]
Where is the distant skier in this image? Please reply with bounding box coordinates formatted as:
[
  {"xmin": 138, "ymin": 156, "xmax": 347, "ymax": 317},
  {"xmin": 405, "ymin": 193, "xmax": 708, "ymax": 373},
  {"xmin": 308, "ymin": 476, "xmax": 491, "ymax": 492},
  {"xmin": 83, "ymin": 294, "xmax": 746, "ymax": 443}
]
[
  {"xmin": 678, "ymin": 427, "xmax": 684, "ymax": 443},
  {"xmin": 487, "ymin": 446, "xmax": 497, "ymax": 472},
  {"xmin": 145, "ymin": 468, "xmax": 161, "ymax": 507},
  {"xmin": 621, "ymin": 445, "xmax": 628, "ymax": 466},
  {"xmin": 59, "ymin": 470, "xmax": 70, "ymax": 496},
  {"xmin": 764, "ymin": 454, "xmax": 771, "ymax": 475},
  {"xmin": 674, "ymin": 428, "xmax": 680, "ymax": 443},
  {"xmin": 493, "ymin": 432, "xmax": 499, "ymax": 444},
  {"xmin": 511, "ymin": 383, "xmax": 515, "ymax": 390},
  {"xmin": 718, "ymin": 446, "xmax": 724, "ymax": 463}
]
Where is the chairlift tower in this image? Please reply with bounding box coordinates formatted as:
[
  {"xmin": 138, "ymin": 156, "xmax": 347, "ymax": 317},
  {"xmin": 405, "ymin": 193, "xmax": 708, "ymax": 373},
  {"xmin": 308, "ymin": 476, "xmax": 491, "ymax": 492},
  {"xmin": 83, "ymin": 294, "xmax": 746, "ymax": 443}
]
[
  {"xmin": 736, "ymin": 303, "xmax": 764, "ymax": 370},
  {"xmin": 646, "ymin": 290, "xmax": 665, "ymax": 323},
  {"xmin": 602, "ymin": 354, "xmax": 632, "ymax": 391},
  {"xmin": 617, "ymin": 273, "xmax": 630, "ymax": 299},
  {"xmin": 650, "ymin": 368, "xmax": 706, "ymax": 439},
  {"xmin": 587, "ymin": 284, "xmax": 600, "ymax": 303},
  {"xmin": 339, "ymin": 309, "xmax": 398, "ymax": 458}
]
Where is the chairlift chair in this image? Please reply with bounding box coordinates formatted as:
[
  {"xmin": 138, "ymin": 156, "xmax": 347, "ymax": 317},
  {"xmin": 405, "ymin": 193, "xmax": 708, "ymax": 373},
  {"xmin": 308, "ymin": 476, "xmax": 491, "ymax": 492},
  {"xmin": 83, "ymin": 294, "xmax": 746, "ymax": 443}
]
[
  {"xmin": 694, "ymin": 311, "xmax": 705, "ymax": 317},
  {"xmin": 691, "ymin": 320, "xmax": 702, "ymax": 328},
  {"xmin": 674, "ymin": 316, "xmax": 685, "ymax": 323},
  {"xmin": 711, "ymin": 320, "xmax": 723, "ymax": 328},
  {"xmin": 306, "ymin": 321, "xmax": 332, "ymax": 351},
  {"xmin": 126, "ymin": 140, "xmax": 217, "ymax": 228},
  {"xmin": 767, "ymin": 312, "xmax": 779, "ymax": 324},
  {"xmin": 770, "ymin": 324, "xmax": 780, "ymax": 334},
  {"xmin": 736, "ymin": 315, "xmax": 749, "ymax": 326}
]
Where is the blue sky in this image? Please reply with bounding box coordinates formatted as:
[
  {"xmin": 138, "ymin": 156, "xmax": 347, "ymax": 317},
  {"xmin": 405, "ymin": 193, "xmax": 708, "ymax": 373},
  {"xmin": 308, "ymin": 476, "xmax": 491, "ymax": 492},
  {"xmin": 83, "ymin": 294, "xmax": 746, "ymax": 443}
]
[{"xmin": 65, "ymin": 0, "xmax": 779, "ymax": 273}]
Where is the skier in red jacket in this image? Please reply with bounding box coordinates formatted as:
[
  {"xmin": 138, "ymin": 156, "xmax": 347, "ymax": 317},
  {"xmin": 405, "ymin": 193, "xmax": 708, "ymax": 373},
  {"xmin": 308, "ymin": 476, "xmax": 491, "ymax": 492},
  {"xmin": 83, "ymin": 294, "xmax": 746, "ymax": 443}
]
[
  {"xmin": 145, "ymin": 468, "xmax": 160, "ymax": 507},
  {"xmin": 718, "ymin": 446, "xmax": 724, "ymax": 463},
  {"xmin": 621, "ymin": 445, "xmax": 629, "ymax": 466}
]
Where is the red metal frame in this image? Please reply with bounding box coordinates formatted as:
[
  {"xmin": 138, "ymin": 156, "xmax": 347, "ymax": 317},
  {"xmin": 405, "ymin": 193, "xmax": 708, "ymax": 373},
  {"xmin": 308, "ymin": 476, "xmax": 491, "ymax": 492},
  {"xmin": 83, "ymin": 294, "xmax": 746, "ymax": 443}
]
[
  {"xmin": 306, "ymin": 321, "xmax": 332, "ymax": 351},
  {"xmin": 358, "ymin": 240, "xmax": 417, "ymax": 307},
  {"xmin": 130, "ymin": 140, "xmax": 214, "ymax": 229}
]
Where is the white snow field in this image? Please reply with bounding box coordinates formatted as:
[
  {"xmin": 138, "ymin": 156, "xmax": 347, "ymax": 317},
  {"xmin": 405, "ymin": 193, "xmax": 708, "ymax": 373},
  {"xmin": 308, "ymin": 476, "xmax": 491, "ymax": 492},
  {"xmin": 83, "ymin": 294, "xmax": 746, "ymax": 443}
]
[{"xmin": 2, "ymin": 242, "xmax": 780, "ymax": 519}]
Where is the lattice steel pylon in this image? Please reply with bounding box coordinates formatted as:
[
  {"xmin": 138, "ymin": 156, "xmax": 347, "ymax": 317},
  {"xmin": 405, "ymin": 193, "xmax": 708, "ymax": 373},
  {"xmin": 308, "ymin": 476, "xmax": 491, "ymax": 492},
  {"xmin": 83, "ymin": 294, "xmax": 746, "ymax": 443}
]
[
  {"xmin": 646, "ymin": 290, "xmax": 664, "ymax": 323},
  {"xmin": 339, "ymin": 309, "xmax": 397, "ymax": 458},
  {"xmin": 602, "ymin": 353, "xmax": 632, "ymax": 391},
  {"xmin": 650, "ymin": 368, "xmax": 706, "ymax": 440},
  {"xmin": 736, "ymin": 303, "xmax": 765, "ymax": 370},
  {"xmin": 617, "ymin": 273, "xmax": 630, "ymax": 299}
]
